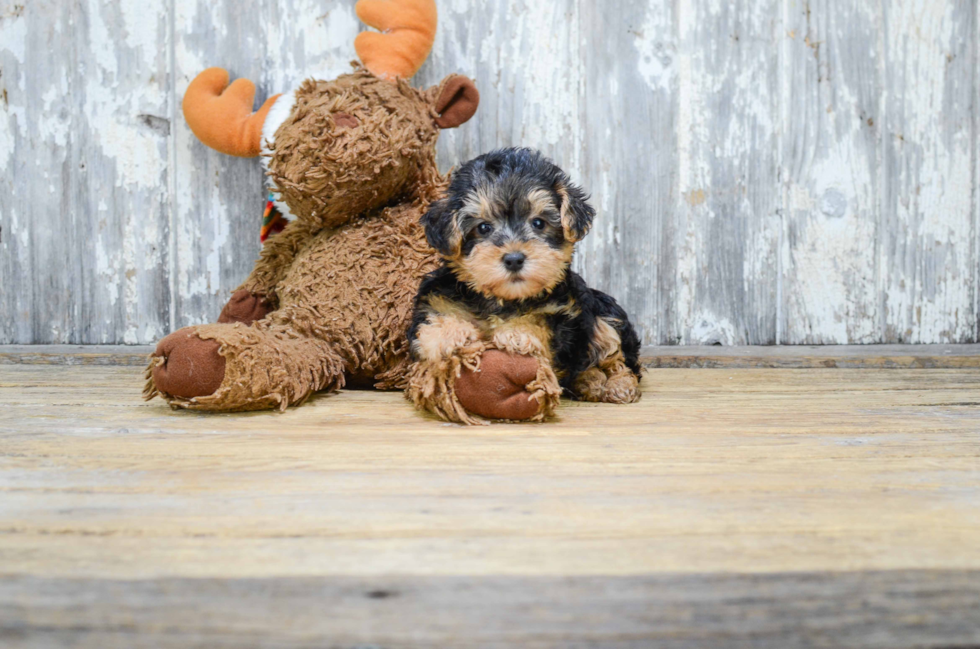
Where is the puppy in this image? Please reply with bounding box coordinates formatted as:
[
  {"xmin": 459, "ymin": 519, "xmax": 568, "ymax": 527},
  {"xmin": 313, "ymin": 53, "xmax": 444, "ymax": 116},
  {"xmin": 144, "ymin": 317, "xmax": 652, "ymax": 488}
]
[{"xmin": 406, "ymin": 148, "xmax": 641, "ymax": 425}]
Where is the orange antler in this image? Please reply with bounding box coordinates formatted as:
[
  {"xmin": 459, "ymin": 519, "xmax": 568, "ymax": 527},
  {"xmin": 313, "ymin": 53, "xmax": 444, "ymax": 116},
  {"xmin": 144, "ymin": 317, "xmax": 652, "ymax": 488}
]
[
  {"xmin": 182, "ymin": 68, "xmax": 281, "ymax": 158},
  {"xmin": 355, "ymin": 0, "xmax": 437, "ymax": 79}
]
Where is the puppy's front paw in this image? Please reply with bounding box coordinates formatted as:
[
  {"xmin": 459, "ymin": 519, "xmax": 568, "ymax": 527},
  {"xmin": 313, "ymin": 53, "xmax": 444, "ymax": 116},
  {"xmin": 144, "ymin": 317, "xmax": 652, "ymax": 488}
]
[
  {"xmin": 602, "ymin": 371, "xmax": 641, "ymax": 404},
  {"xmin": 455, "ymin": 350, "xmax": 543, "ymax": 421}
]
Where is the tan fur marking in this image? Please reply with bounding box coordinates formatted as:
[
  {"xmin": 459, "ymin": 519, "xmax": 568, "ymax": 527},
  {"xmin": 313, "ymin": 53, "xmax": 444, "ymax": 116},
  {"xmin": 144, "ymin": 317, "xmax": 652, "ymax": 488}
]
[
  {"xmin": 591, "ymin": 318, "xmax": 626, "ymax": 370},
  {"xmin": 526, "ymin": 188, "xmax": 556, "ymax": 218},
  {"xmin": 405, "ymin": 345, "xmax": 488, "ymax": 426},
  {"xmin": 450, "ymin": 239, "xmax": 573, "ymax": 301},
  {"xmin": 446, "ymin": 217, "xmax": 463, "ymax": 257},
  {"xmin": 522, "ymin": 299, "xmax": 581, "ymax": 319},
  {"xmin": 413, "ymin": 314, "xmax": 482, "ymax": 362},
  {"xmin": 489, "ymin": 314, "xmax": 553, "ymax": 360},
  {"xmin": 572, "ymin": 367, "xmax": 608, "ymax": 402},
  {"xmin": 601, "ymin": 368, "xmax": 641, "ymax": 404},
  {"xmin": 460, "ymin": 186, "xmax": 496, "ymax": 221},
  {"xmin": 425, "ymin": 295, "xmax": 477, "ymax": 321},
  {"xmin": 574, "ymin": 317, "xmax": 641, "ymax": 404}
]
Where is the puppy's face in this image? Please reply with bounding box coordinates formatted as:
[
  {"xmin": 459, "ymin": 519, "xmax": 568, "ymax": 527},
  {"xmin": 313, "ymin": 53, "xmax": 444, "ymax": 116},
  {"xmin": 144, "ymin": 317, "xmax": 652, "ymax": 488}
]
[{"xmin": 423, "ymin": 149, "xmax": 595, "ymax": 301}]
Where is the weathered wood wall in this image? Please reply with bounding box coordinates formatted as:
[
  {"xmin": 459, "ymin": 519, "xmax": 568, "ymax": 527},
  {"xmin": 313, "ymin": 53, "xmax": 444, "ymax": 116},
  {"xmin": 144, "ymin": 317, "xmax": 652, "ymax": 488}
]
[{"xmin": 1, "ymin": 0, "xmax": 977, "ymax": 345}]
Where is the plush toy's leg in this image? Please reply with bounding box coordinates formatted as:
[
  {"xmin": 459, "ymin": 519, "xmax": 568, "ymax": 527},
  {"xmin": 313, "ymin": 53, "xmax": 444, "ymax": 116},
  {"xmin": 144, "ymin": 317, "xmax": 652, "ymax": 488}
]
[
  {"xmin": 213, "ymin": 219, "xmax": 317, "ymax": 327},
  {"xmin": 487, "ymin": 327, "xmax": 563, "ymax": 421},
  {"xmin": 217, "ymin": 289, "xmax": 274, "ymax": 325},
  {"xmin": 453, "ymin": 350, "xmax": 543, "ymax": 421},
  {"xmin": 145, "ymin": 321, "xmax": 345, "ymax": 412}
]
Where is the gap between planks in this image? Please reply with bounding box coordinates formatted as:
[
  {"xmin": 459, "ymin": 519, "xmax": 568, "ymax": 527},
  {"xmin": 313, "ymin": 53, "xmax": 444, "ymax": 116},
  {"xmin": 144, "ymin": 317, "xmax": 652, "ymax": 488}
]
[{"xmin": 1, "ymin": 344, "xmax": 980, "ymax": 368}]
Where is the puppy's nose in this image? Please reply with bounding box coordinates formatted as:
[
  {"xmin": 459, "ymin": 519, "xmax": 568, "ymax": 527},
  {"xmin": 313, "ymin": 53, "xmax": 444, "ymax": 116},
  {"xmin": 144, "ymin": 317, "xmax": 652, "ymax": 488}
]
[{"xmin": 502, "ymin": 252, "xmax": 526, "ymax": 272}]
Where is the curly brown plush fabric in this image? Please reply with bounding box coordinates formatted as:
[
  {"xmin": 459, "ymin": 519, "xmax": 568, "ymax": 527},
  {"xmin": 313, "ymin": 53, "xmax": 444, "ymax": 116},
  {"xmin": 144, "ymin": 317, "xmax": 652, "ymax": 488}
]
[
  {"xmin": 267, "ymin": 71, "xmax": 440, "ymax": 228},
  {"xmin": 145, "ymin": 67, "xmax": 485, "ymax": 413}
]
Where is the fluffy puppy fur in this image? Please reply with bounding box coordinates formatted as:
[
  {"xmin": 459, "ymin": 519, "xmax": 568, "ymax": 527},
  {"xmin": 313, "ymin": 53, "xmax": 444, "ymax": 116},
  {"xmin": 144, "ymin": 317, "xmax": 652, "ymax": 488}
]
[{"xmin": 406, "ymin": 147, "xmax": 642, "ymax": 424}]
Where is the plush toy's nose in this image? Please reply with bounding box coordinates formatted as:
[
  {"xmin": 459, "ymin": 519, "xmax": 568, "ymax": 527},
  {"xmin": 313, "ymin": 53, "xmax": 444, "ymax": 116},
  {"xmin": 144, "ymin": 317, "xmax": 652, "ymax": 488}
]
[{"xmin": 502, "ymin": 252, "xmax": 526, "ymax": 272}]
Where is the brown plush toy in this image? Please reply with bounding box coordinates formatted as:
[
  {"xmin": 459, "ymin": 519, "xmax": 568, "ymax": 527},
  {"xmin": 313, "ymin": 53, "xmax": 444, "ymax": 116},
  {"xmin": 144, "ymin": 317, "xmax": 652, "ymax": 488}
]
[{"xmin": 144, "ymin": 0, "xmax": 546, "ymax": 420}]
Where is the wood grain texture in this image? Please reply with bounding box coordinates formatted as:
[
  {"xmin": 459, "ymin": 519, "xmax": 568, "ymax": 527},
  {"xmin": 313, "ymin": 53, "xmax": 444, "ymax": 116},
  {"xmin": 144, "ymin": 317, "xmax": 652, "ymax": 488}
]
[
  {"xmin": 1, "ymin": 0, "xmax": 979, "ymax": 345},
  {"xmin": 1, "ymin": 364, "xmax": 980, "ymax": 645},
  {"xmin": 641, "ymin": 343, "xmax": 980, "ymax": 368},
  {"xmin": 0, "ymin": 345, "xmax": 154, "ymax": 366},
  {"xmin": 2, "ymin": 572, "xmax": 979, "ymax": 648},
  {"xmin": 3, "ymin": 366, "xmax": 980, "ymax": 577},
  {"xmin": 6, "ymin": 343, "xmax": 980, "ymax": 369}
]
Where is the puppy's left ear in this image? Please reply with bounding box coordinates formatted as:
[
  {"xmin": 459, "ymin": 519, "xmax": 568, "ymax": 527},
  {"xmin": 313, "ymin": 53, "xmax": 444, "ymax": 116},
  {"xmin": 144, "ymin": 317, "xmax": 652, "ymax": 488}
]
[
  {"xmin": 556, "ymin": 181, "xmax": 595, "ymax": 243},
  {"xmin": 430, "ymin": 75, "xmax": 480, "ymax": 129},
  {"xmin": 421, "ymin": 197, "xmax": 462, "ymax": 257}
]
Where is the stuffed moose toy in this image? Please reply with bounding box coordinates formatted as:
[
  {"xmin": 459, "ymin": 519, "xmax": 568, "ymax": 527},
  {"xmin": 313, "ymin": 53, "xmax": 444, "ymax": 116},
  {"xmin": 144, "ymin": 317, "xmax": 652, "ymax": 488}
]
[{"xmin": 145, "ymin": 0, "xmax": 553, "ymax": 420}]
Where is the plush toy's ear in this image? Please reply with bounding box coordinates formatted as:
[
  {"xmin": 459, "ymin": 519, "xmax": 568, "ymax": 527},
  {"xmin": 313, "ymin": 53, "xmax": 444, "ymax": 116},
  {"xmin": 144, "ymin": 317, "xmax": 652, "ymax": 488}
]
[
  {"xmin": 433, "ymin": 75, "xmax": 480, "ymax": 129},
  {"xmin": 555, "ymin": 181, "xmax": 595, "ymax": 243},
  {"xmin": 421, "ymin": 197, "xmax": 462, "ymax": 256}
]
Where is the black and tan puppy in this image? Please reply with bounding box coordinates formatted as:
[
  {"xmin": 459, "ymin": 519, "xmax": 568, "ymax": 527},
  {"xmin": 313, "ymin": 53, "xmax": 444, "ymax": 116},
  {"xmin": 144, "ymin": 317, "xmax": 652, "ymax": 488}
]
[{"xmin": 405, "ymin": 148, "xmax": 642, "ymax": 425}]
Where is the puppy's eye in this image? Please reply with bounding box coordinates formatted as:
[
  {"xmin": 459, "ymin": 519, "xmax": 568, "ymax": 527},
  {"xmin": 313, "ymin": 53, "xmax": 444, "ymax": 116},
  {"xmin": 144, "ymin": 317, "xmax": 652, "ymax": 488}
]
[
  {"xmin": 531, "ymin": 218, "xmax": 546, "ymax": 231},
  {"xmin": 477, "ymin": 223, "xmax": 493, "ymax": 236}
]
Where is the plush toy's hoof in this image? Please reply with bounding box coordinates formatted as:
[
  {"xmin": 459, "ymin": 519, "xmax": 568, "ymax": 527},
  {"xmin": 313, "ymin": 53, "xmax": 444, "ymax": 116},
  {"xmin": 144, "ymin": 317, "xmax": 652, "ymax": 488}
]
[
  {"xmin": 151, "ymin": 330, "xmax": 226, "ymax": 399},
  {"xmin": 455, "ymin": 350, "xmax": 543, "ymax": 421},
  {"xmin": 217, "ymin": 290, "xmax": 274, "ymax": 325}
]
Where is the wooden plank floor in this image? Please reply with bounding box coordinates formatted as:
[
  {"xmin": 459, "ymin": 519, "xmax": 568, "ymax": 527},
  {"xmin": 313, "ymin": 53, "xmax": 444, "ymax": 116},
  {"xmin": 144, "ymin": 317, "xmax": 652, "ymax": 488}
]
[
  {"xmin": 1, "ymin": 361, "xmax": 980, "ymax": 647},
  {"xmin": 4, "ymin": 343, "xmax": 980, "ymax": 368}
]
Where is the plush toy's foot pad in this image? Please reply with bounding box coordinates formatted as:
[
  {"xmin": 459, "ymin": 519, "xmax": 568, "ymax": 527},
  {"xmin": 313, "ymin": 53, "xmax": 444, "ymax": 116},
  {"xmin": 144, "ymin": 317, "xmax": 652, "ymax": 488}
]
[
  {"xmin": 455, "ymin": 350, "xmax": 543, "ymax": 421},
  {"xmin": 217, "ymin": 290, "xmax": 273, "ymax": 325},
  {"xmin": 151, "ymin": 330, "xmax": 226, "ymax": 399}
]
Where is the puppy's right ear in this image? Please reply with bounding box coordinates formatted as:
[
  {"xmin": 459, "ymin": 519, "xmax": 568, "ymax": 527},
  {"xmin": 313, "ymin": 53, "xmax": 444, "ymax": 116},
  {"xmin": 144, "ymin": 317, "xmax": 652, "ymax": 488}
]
[{"xmin": 422, "ymin": 198, "xmax": 462, "ymax": 257}]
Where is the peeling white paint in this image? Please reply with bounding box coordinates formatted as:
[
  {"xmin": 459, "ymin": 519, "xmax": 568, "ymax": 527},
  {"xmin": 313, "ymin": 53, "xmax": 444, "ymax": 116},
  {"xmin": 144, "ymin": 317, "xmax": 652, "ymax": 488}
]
[
  {"xmin": 636, "ymin": 3, "xmax": 675, "ymax": 93},
  {"xmin": 95, "ymin": 237, "xmax": 121, "ymax": 306},
  {"xmin": 207, "ymin": 192, "xmax": 229, "ymax": 297},
  {"xmin": 0, "ymin": 7, "xmax": 27, "ymax": 176},
  {"xmin": 0, "ymin": 109, "xmax": 15, "ymax": 175},
  {"xmin": 265, "ymin": 0, "xmax": 358, "ymax": 88},
  {"xmin": 3, "ymin": 0, "xmax": 979, "ymax": 345},
  {"xmin": 87, "ymin": 0, "xmax": 119, "ymax": 80},
  {"xmin": 119, "ymin": 0, "xmax": 163, "ymax": 51},
  {"xmin": 0, "ymin": 5, "xmax": 27, "ymax": 63},
  {"xmin": 877, "ymin": 0, "xmax": 975, "ymax": 343},
  {"xmin": 689, "ymin": 315, "xmax": 738, "ymax": 346}
]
